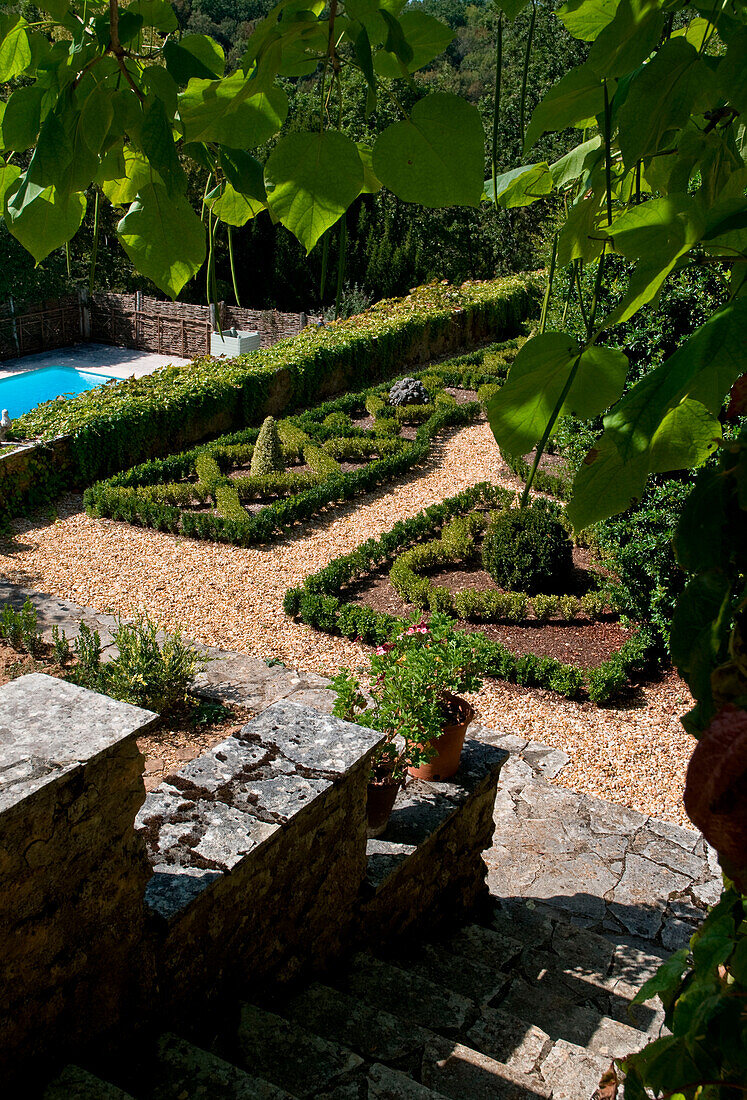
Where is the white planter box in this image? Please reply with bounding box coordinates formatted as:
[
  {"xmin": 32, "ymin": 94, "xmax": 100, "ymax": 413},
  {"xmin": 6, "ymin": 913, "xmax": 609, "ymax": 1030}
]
[{"xmin": 210, "ymin": 330, "xmax": 261, "ymax": 356}]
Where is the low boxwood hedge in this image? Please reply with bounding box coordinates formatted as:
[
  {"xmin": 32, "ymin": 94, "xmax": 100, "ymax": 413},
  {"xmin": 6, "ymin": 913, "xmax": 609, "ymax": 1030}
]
[
  {"xmin": 83, "ymin": 364, "xmax": 490, "ymax": 546},
  {"xmin": 8, "ymin": 277, "xmax": 539, "ymax": 493},
  {"xmin": 283, "ymin": 482, "xmax": 653, "ymax": 703}
]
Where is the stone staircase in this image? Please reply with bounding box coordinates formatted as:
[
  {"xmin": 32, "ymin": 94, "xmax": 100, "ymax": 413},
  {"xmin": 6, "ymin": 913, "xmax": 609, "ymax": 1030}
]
[{"xmin": 45, "ymin": 899, "xmax": 666, "ymax": 1100}]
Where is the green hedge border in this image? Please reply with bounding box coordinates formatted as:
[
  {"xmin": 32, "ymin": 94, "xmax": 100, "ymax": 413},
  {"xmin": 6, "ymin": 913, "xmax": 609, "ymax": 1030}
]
[
  {"xmin": 83, "ymin": 374, "xmax": 484, "ymax": 545},
  {"xmin": 283, "ymin": 483, "xmax": 654, "ymax": 704},
  {"xmin": 7, "ymin": 277, "xmax": 539, "ymax": 501}
]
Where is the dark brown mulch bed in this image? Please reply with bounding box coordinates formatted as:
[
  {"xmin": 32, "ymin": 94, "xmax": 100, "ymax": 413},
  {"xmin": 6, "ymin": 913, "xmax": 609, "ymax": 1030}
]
[
  {"xmin": 443, "ymin": 387, "xmax": 479, "ymax": 404},
  {"xmin": 345, "ymin": 550, "xmax": 629, "ymax": 668}
]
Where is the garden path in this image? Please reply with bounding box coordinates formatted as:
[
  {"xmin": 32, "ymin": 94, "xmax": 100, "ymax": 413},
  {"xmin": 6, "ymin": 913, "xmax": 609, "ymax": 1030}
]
[{"xmin": 0, "ymin": 420, "xmax": 693, "ymax": 824}]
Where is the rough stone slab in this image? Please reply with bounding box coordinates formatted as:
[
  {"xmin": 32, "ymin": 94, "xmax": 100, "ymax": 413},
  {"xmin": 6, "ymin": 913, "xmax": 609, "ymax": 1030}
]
[
  {"xmin": 630, "ymin": 829, "xmax": 707, "ymax": 879},
  {"xmin": 497, "ymin": 977, "xmax": 647, "ymax": 1059},
  {"xmin": 235, "ymin": 1003, "xmax": 362, "ymax": 1098},
  {"xmin": 521, "ymin": 744, "xmax": 571, "ymax": 780},
  {"xmin": 606, "ymin": 939, "xmax": 670, "ymax": 1002},
  {"xmin": 282, "ymin": 982, "xmax": 432, "ymax": 1063},
  {"xmin": 320, "ymin": 1062, "xmax": 452, "ymax": 1099},
  {"xmin": 466, "ymin": 1007, "xmax": 551, "ymax": 1076},
  {"xmin": 337, "ymin": 954, "xmax": 474, "ymax": 1035},
  {"xmin": 422, "ymin": 1037, "xmax": 552, "ymax": 1100},
  {"xmin": 608, "ymin": 855, "xmax": 691, "ymax": 939},
  {"xmin": 0, "ymin": 673, "xmax": 156, "ymax": 813},
  {"xmin": 43, "ymin": 1066, "xmax": 135, "ymax": 1100},
  {"xmin": 238, "ymin": 701, "xmax": 382, "ymax": 775},
  {"xmin": 661, "ymin": 915, "xmax": 695, "ymax": 951},
  {"xmin": 149, "ymin": 1033, "xmax": 293, "ymax": 1100},
  {"xmin": 193, "ymin": 654, "xmax": 330, "ymax": 712},
  {"xmin": 144, "ymin": 865, "xmax": 224, "ymax": 921},
  {"xmin": 445, "ymin": 924, "xmax": 524, "ymax": 975},
  {"xmin": 366, "ymin": 839, "xmax": 418, "ymax": 889},
  {"xmin": 407, "ymin": 943, "xmax": 510, "ymax": 1005},
  {"xmin": 550, "ymin": 922, "xmax": 615, "ymax": 981},
  {"xmin": 537, "ymin": 1039, "xmax": 610, "ymax": 1100}
]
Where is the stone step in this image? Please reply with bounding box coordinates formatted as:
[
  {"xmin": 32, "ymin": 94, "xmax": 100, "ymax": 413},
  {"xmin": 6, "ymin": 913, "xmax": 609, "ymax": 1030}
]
[
  {"xmin": 281, "ymin": 981, "xmax": 432, "ymax": 1067},
  {"xmin": 232, "ymin": 1002, "xmax": 363, "ymax": 1098},
  {"xmin": 421, "ymin": 1036, "xmax": 552, "ymax": 1100},
  {"xmin": 146, "ymin": 1033, "xmax": 295, "ymax": 1099},
  {"xmin": 466, "ymin": 1006, "xmax": 553, "ymax": 1077},
  {"xmin": 443, "ymin": 923, "xmax": 524, "ymax": 975},
  {"xmin": 404, "ymin": 942, "xmax": 510, "ymax": 1005},
  {"xmin": 495, "ymin": 975, "xmax": 648, "ymax": 1060},
  {"xmin": 43, "ymin": 1066, "xmax": 135, "ymax": 1100},
  {"xmin": 318, "ymin": 1061, "xmax": 453, "ymax": 1099},
  {"xmin": 333, "ymin": 953, "xmax": 476, "ymax": 1035},
  {"xmin": 536, "ymin": 1039, "xmax": 612, "ymax": 1100}
]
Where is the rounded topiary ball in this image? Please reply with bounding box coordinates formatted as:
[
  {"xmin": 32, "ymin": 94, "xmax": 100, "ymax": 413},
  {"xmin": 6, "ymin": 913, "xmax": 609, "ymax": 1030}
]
[
  {"xmin": 389, "ymin": 378, "xmax": 430, "ymax": 407},
  {"xmin": 481, "ymin": 505, "xmax": 573, "ymax": 594},
  {"xmin": 250, "ymin": 416, "xmax": 284, "ymax": 475}
]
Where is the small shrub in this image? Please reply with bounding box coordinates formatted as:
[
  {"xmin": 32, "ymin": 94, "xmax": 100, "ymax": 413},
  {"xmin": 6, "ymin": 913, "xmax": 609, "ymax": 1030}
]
[
  {"xmin": 428, "ymin": 586, "xmax": 455, "ymax": 613},
  {"xmin": 532, "ymin": 594, "xmax": 559, "ymax": 620},
  {"xmin": 51, "ymin": 625, "xmax": 71, "ymax": 664},
  {"xmin": 215, "ymin": 483, "xmax": 247, "ymax": 520},
  {"xmin": 195, "ymin": 453, "xmax": 223, "ymax": 494},
  {"xmin": 373, "ymin": 419, "xmax": 400, "ymax": 438},
  {"xmin": 323, "ymin": 411, "xmax": 354, "ymax": 433},
  {"xmin": 0, "ymin": 598, "xmax": 41, "ymax": 654},
  {"xmin": 250, "ymin": 416, "xmax": 284, "ymax": 475},
  {"xmin": 72, "ymin": 623, "xmax": 104, "ymax": 690},
  {"xmin": 506, "ymin": 592, "xmax": 529, "ymax": 620},
  {"xmin": 477, "ymin": 382, "xmax": 501, "ymax": 407},
  {"xmin": 558, "ymin": 595, "xmax": 579, "ymax": 621},
  {"xmin": 420, "ymin": 373, "xmax": 443, "ymax": 396},
  {"xmin": 482, "ymin": 505, "xmax": 573, "ymax": 595},
  {"xmin": 106, "ymin": 616, "xmax": 207, "ymax": 715},
  {"xmin": 581, "ymin": 592, "xmax": 606, "ymax": 619}
]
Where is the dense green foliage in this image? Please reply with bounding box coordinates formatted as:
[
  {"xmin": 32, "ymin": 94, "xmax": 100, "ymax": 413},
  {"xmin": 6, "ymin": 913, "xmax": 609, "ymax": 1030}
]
[
  {"xmin": 481, "ymin": 501, "xmax": 572, "ymax": 594},
  {"xmin": 250, "ymin": 415, "xmax": 283, "ymax": 475}
]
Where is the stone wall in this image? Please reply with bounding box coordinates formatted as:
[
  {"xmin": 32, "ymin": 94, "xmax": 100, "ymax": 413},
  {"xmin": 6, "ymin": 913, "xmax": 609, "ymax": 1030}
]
[
  {"xmin": 0, "ymin": 675, "xmax": 157, "ymax": 1090},
  {"xmin": 0, "ymin": 681, "xmax": 507, "ymax": 1090}
]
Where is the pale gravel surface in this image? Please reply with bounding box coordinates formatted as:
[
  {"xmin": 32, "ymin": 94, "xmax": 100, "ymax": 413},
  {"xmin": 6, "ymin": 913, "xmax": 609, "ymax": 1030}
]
[{"xmin": 0, "ymin": 420, "xmax": 694, "ymax": 826}]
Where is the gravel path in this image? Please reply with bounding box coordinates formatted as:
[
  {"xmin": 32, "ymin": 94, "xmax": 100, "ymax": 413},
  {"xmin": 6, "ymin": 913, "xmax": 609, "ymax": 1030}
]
[{"xmin": 0, "ymin": 420, "xmax": 694, "ymax": 826}]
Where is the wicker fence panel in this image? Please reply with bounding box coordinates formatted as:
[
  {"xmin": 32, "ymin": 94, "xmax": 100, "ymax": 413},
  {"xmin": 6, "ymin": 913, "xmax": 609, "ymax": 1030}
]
[
  {"xmin": 0, "ymin": 297, "xmax": 82, "ymax": 361},
  {"xmin": 221, "ymin": 306, "xmax": 319, "ymax": 346}
]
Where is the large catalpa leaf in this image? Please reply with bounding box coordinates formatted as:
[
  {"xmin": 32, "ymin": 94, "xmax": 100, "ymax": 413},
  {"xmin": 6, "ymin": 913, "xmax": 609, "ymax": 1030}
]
[
  {"xmin": 373, "ymin": 93, "xmax": 483, "ymax": 207},
  {"xmin": 118, "ymin": 183, "xmax": 206, "ymax": 299},
  {"xmin": 0, "ymin": 14, "xmax": 32, "ymax": 81},
  {"xmin": 373, "ymin": 12, "xmax": 453, "ymax": 77},
  {"xmin": 557, "ymin": 0, "xmax": 620, "ymax": 41},
  {"xmin": 484, "ymin": 163, "xmax": 553, "ymax": 208},
  {"xmin": 486, "ymin": 333, "xmax": 628, "ymax": 458},
  {"xmin": 524, "ymin": 65, "xmax": 606, "ymax": 153},
  {"xmin": 179, "ymin": 74, "xmax": 288, "ymax": 149},
  {"xmin": 6, "ymin": 182, "xmax": 86, "ymax": 263},
  {"xmin": 567, "ymin": 299, "xmax": 747, "ymax": 531},
  {"xmin": 587, "ymin": 0, "xmax": 664, "ymax": 79},
  {"xmin": 265, "ymin": 130, "xmax": 363, "ymax": 253}
]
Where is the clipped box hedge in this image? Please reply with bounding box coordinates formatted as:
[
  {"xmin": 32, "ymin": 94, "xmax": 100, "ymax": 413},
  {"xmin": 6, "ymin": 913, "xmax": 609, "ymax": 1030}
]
[
  {"xmin": 283, "ymin": 482, "xmax": 654, "ymax": 704},
  {"xmin": 6, "ymin": 277, "xmax": 539, "ymax": 509}
]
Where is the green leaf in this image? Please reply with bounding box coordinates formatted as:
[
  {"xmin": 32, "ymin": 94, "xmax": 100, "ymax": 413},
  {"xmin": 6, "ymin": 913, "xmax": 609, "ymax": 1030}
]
[
  {"xmin": 211, "ymin": 183, "xmax": 264, "ymax": 226},
  {"xmin": 692, "ymin": 910, "xmax": 737, "ymax": 972},
  {"xmin": 218, "ymin": 148, "xmax": 267, "ymax": 203},
  {"xmin": 488, "ymin": 333, "xmax": 624, "ymax": 459},
  {"xmin": 567, "ymin": 299, "xmax": 747, "ymax": 530},
  {"xmin": 670, "ymin": 570, "xmax": 731, "ymax": 704},
  {"xmin": 587, "ymin": 0, "xmax": 664, "ymax": 79},
  {"xmin": 126, "ymin": 0, "xmax": 179, "ymax": 32},
  {"xmin": 139, "ymin": 96, "xmax": 184, "ymax": 195},
  {"xmin": 557, "ymin": 192, "xmax": 606, "ymax": 265},
  {"xmin": 117, "ymin": 183, "xmax": 206, "ymax": 299},
  {"xmin": 718, "ymin": 26, "xmax": 747, "ymax": 117},
  {"xmin": 373, "ymin": 93, "xmax": 484, "ymax": 208},
  {"xmin": 265, "ymin": 130, "xmax": 363, "ymax": 253},
  {"xmin": 626, "ymin": 1035, "xmax": 701, "ymax": 1095},
  {"xmin": 0, "ymin": 163, "xmax": 21, "ymax": 209},
  {"xmin": 0, "ymin": 85, "xmax": 43, "ymax": 151},
  {"xmin": 179, "ymin": 74, "xmax": 288, "ymax": 149},
  {"xmin": 357, "ymin": 142, "xmax": 382, "ymax": 194},
  {"xmin": 557, "ymin": 0, "xmax": 620, "ymax": 42},
  {"xmin": 525, "ymin": 65, "xmax": 605, "ymax": 152},
  {"xmin": 494, "ymin": 0, "xmax": 532, "ymax": 22},
  {"xmin": 673, "ymin": 468, "xmax": 727, "ymax": 574},
  {"xmin": 484, "ymin": 163, "xmax": 553, "ymax": 208},
  {"xmin": 603, "ymin": 196, "xmax": 706, "ymax": 325},
  {"xmin": 6, "ymin": 183, "xmax": 86, "ymax": 263},
  {"xmin": 101, "ymin": 146, "xmax": 161, "ymax": 206},
  {"xmin": 631, "ymin": 948, "xmax": 690, "ymax": 1005},
  {"xmin": 648, "ymin": 399, "xmax": 722, "ymax": 474},
  {"xmin": 142, "ymin": 65, "xmax": 179, "ymax": 120},
  {"xmin": 618, "ymin": 40, "xmax": 714, "ymax": 167},
  {"xmin": 164, "ymin": 35, "xmax": 225, "ymax": 84},
  {"xmin": 0, "ymin": 14, "xmax": 32, "ymax": 81},
  {"xmin": 549, "ymin": 135, "xmax": 603, "ymax": 189},
  {"xmin": 374, "ymin": 12, "xmax": 453, "ymax": 77},
  {"xmin": 347, "ymin": 0, "xmax": 382, "ymax": 19}
]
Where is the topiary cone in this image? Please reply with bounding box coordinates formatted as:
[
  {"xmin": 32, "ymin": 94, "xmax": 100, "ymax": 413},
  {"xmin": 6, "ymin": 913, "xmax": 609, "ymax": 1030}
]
[{"xmin": 251, "ymin": 416, "xmax": 284, "ymax": 476}]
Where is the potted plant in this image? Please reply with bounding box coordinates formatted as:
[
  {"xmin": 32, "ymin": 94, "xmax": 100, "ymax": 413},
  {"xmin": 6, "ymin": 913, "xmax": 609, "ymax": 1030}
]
[{"xmin": 331, "ymin": 614, "xmax": 484, "ymax": 836}]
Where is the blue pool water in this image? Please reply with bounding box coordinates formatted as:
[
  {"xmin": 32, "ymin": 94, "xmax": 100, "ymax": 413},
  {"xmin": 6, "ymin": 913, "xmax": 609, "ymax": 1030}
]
[{"xmin": 0, "ymin": 366, "xmax": 117, "ymax": 419}]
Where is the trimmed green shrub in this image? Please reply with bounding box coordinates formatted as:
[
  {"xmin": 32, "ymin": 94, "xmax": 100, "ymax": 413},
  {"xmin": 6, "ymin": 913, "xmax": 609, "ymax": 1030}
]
[
  {"xmin": 532, "ymin": 594, "xmax": 559, "ymax": 620},
  {"xmin": 323, "ymin": 411, "xmax": 354, "ymax": 433},
  {"xmin": 482, "ymin": 505, "xmax": 573, "ymax": 595},
  {"xmin": 251, "ymin": 416, "xmax": 284, "ymax": 475},
  {"xmin": 215, "ymin": 484, "xmax": 247, "ymax": 520},
  {"xmin": 478, "ymin": 382, "xmax": 501, "ymax": 407},
  {"xmin": 195, "ymin": 454, "xmax": 223, "ymax": 495}
]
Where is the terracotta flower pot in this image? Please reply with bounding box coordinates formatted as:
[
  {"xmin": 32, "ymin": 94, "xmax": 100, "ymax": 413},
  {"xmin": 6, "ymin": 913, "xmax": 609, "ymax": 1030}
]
[
  {"xmin": 366, "ymin": 776, "xmax": 401, "ymax": 838},
  {"xmin": 407, "ymin": 692, "xmax": 475, "ymax": 782}
]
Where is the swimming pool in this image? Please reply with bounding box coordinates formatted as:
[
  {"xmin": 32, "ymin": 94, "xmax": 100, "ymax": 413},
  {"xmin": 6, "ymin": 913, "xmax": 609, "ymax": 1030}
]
[{"xmin": 0, "ymin": 366, "xmax": 118, "ymax": 419}]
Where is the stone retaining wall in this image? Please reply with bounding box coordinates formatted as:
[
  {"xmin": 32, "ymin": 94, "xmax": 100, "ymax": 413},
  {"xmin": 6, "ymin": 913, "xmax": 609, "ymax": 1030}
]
[{"xmin": 0, "ymin": 678, "xmax": 506, "ymax": 1091}]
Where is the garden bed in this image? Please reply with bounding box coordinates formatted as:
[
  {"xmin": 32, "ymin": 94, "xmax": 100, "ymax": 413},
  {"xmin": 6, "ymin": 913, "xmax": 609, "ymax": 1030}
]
[
  {"xmin": 284, "ymin": 482, "xmax": 653, "ymax": 704},
  {"xmin": 83, "ymin": 342, "xmax": 523, "ymax": 546}
]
